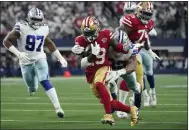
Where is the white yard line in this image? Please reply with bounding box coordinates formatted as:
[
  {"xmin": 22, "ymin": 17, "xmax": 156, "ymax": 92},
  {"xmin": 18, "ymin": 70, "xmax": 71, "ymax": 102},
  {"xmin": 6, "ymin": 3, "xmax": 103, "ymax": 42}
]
[
  {"xmin": 1, "ymin": 102, "xmax": 187, "ymax": 106},
  {"xmin": 1, "ymin": 109, "xmax": 187, "ymax": 113},
  {"xmin": 1, "ymin": 119, "xmax": 187, "ymax": 124},
  {"xmin": 1, "ymin": 97, "xmax": 187, "ymax": 101}
]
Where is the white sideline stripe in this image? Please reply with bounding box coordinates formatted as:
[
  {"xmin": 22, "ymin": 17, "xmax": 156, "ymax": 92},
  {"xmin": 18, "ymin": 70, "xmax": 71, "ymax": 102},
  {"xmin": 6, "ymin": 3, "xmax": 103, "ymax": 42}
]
[
  {"xmin": 1, "ymin": 103, "xmax": 187, "ymax": 106},
  {"xmin": 1, "ymin": 120, "xmax": 187, "ymax": 124},
  {"xmin": 1, "ymin": 109, "xmax": 187, "ymax": 113}
]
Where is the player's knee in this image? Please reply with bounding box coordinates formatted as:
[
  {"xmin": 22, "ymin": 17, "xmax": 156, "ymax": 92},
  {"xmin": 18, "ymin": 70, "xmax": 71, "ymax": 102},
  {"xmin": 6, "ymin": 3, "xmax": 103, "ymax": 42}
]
[
  {"xmin": 40, "ymin": 80, "xmax": 53, "ymax": 91},
  {"xmin": 145, "ymin": 69, "xmax": 153, "ymax": 76}
]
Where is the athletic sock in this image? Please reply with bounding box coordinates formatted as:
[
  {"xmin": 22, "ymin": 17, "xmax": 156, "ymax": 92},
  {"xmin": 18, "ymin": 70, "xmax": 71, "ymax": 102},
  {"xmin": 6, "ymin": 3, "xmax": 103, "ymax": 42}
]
[
  {"xmin": 143, "ymin": 76, "xmax": 146, "ymax": 90},
  {"xmin": 95, "ymin": 82, "xmax": 111, "ymax": 114},
  {"xmin": 134, "ymin": 92, "xmax": 142, "ymax": 110},
  {"xmin": 147, "ymin": 75, "xmax": 155, "ymax": 89},
  {"xmin": 119, "ymin": 80, "xmax": 129, "ymax": 104},
  {"xmin": 40, "ymin": 80, "xmax": 61, "ymax": 109}
]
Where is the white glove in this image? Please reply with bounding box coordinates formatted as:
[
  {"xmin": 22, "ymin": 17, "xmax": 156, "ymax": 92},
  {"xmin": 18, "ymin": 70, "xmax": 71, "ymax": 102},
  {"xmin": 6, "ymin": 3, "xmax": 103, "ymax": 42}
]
[
  {"xmin": 91, "ymin": 42, "xmax": 100, "ymax": 56},
  {"xmin": 106, "ymin": 69, "xmax": 126, "ymax": 84},
  {"xmin": 72, "ymin": 45, "xmax": 84, "ymax": 54},
  {"xmin": 8, "ymin": 46, "xmax": 30, "ymax": 63},
  {"xmin": 52, "ymin": 50, "xmax": 68, "ymax": 67},
  {"xmin": 148, "ymin": 49, "xmax": 160, "ymax": 60},
  {"xmin": 59, "ymin": 58, "xmax": 68, "ymax": 67}
]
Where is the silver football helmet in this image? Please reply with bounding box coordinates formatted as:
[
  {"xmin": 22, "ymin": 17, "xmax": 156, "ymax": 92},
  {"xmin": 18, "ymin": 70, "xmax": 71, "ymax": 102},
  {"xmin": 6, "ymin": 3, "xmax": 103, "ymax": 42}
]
[
  {"xmin": 27, "ymin": 8, "xmax": 44, "ymax": 29},
  {"xmin": 123, "ymin": 2, "xmax": 137, "ymax": 14}
]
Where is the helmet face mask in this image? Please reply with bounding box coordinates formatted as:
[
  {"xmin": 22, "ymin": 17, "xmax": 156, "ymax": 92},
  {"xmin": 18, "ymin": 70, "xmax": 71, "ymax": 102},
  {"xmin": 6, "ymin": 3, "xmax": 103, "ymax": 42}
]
[
  {"xmin": 124, "ymin": 2, "xmax": 137, "ymax": 15},
  {"xmin": 125, "ymin": 9, "xmax": 135, "ymax": 14},
  {"xmin": 83, "ymin": 29, "xmax": 98, "ymax": 42},
  {"xmin": 138, "ymin": 10, "xmax": 153, "ymax": 24},
  {"xmin": 27, "ymin": 8, "xmax": 44, "ymax": 29}
]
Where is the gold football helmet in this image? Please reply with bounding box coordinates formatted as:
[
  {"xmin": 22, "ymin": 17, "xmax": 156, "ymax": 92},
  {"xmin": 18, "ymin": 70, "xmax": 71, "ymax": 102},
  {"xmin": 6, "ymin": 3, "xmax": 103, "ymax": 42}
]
[
  {"xmin": 136, "ymin": 2, "xmax": 154, "ymax": 24},
  {"xmin": 81, "ymin": 16, "xmax": 100, "ymax": 42}
]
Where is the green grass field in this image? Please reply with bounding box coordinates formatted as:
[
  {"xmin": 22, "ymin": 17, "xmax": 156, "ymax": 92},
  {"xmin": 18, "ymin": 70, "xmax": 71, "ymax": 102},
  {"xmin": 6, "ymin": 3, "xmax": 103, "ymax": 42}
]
[{"xmin": 1, "ymin": 75, "xmax": 188, "ymax": 130}]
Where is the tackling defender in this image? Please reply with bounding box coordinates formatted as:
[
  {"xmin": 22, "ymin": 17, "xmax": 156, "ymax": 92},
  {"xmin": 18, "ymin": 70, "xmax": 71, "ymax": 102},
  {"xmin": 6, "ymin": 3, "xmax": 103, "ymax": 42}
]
[
  {"xmin": 72, "ymin": 16, "xmax": 139, "ymax": 126},
  {"xmin": 3, "ymin": 8, "xmax": 67, "ymax": 118}
]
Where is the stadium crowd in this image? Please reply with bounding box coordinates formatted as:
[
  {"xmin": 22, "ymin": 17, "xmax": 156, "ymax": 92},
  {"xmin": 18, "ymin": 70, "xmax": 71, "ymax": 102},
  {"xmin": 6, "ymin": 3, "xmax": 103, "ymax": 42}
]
[{"xmin": 1, "ymin": 1, "xmax": 187, "ymax": 38}]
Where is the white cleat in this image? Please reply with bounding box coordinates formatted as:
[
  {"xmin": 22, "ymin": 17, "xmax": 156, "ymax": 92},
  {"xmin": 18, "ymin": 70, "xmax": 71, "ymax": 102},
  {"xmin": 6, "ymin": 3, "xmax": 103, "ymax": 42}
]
[
  {"xmin": 143, "ymin": 94, "xmax": 150, "ymax": 107},
  {"xmin": 56, "ymin": 108, "xmax": 64, "ymax": 118},
  {"xmin": 116, "ymin": 111, "xmax": 129, "ymax": 119},
  {"xmin": 149, "ymin": 90, "xmax": 157, "ymax": 107}
]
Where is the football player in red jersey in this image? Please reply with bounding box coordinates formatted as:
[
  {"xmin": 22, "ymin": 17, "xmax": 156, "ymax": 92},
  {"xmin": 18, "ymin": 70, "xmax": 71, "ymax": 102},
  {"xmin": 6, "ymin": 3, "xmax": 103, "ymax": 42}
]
[
  {"xmin": 72, "ymin": 16, "xmax": 140, "ymax": 126},
  {"xmin": 107, "ymin": 1, "xmax": 160, "ymax": 117}
]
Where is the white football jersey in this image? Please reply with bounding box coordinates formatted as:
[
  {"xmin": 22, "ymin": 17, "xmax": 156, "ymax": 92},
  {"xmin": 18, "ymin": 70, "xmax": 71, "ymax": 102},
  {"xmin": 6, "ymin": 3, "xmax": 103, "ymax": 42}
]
[{"xmin": 14, "ymin": 21, "xmax": 49, "ymax": 65}]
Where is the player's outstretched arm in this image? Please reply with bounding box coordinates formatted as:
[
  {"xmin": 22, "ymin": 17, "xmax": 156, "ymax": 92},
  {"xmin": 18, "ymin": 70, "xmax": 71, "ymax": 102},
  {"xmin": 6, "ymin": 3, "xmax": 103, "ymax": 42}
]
[
  {"xmin": 3, "ymin": 29, "xmax": 30, "ymax": 63},
  {"xmin": 44, "ymin": 35, "xmax": 68, "ymax": 67}
]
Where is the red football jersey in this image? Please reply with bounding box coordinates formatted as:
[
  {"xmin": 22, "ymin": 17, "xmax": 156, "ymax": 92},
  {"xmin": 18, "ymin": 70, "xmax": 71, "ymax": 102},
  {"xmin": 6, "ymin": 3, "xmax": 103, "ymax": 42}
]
[
  {"xmin": 122, "ymin": 14, "xmax": 154, "ymax": 44},
  {"xmin": 75, "ymin": 29, "xmax": 113, "ymax": 83}
]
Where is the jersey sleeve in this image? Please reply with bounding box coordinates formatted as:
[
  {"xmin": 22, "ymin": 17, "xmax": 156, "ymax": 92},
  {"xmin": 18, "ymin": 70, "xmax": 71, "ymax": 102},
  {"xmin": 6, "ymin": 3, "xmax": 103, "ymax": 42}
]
[
  {"xmin": 14, "ymin": 22, "xmax": 22, "ymax": 35},
  {"xmin": 75, "ymin": 36, "xmax": 85, "ymax": 47},
  {"xmin": 122, "ymin": 15, "xmax": 133, "ymax": 28}
]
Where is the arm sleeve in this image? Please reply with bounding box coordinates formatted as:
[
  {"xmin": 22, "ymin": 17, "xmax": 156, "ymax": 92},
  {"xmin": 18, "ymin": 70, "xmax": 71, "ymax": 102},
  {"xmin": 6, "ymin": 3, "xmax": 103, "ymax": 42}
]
[{"xmin": 14, "ymin": 22, "xmax": 21, "ymax": 35}]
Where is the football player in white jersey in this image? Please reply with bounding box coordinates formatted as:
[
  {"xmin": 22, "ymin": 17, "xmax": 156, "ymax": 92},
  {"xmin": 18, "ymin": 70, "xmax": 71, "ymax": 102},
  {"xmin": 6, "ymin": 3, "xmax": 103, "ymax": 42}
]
[{"xmin": 3, "ymin": 8, "xmax": 67, "ymax": 118}]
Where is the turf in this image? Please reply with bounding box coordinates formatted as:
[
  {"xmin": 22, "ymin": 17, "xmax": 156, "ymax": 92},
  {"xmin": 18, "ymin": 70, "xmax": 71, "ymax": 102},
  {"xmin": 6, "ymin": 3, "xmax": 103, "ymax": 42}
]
[{"xmin": 1, "ymin": 75, "xmax": 188, "ymax": 130}]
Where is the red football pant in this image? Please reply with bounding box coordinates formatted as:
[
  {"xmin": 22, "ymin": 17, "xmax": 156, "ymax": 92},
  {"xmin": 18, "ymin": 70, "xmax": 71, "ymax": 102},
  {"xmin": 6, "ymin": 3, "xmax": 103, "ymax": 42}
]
[
  {"xmin": 110, "ymin": 100, "xmax": 131, "ymax": 113},
  {"xmin": 95, "ymin": 82, "xmax": 112, "ymax": 114}
]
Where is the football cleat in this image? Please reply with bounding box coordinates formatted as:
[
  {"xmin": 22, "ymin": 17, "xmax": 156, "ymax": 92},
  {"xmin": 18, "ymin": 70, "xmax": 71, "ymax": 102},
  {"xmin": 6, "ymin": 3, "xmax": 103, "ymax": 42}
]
[
  {"xmin": 116, "ymin": 111, "xmax": 129, "ymax": 119},
  {"xmin": 56, "ymin": 108, "xmax": 64, "ymax": 118},
  {"xmin": 101, "ymin": 114, "xmax": 115, "ymax": 126},
  {"xmin": 149, "ymin": 89, "xmax": 157, "ymax": 107},
  {"xmin": 129, "ymin": 106, "xmax": 138, "ymax": 126}
]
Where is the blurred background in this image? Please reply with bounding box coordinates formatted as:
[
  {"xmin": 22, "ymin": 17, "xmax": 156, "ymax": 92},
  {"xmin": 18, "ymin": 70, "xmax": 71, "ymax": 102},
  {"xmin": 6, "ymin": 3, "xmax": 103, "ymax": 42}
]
[{"xmin": 0, "ymin": 1, "xmax": 188, "ymax": 77}]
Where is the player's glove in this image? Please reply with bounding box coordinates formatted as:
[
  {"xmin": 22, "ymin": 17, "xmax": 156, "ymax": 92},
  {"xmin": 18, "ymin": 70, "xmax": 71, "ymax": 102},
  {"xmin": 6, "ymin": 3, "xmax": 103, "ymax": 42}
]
[
  {"xmin": 59, "ymin": 58, "xmax": 68, "ymax": 67},
  {"xmin": 52, "ymin": 50, "xmax": 68, "ymax": 67},
  {"xmin": 91, "ymin": 42, "xmax": 100, "ymax": 56},
  {"xmin": 106, "ymin": 69, "xmax": 126, "ymax": 84},
  {"xmin": 147, "ymin": 49, "xmax": 160, "ymax": 60},
  {"xmin": 71, "ymin": 45, "xmax": 84, "ymax": 54},
  {"xmin": 8, "ymin": 46, "xmax": 30, "ymax": 63}
]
